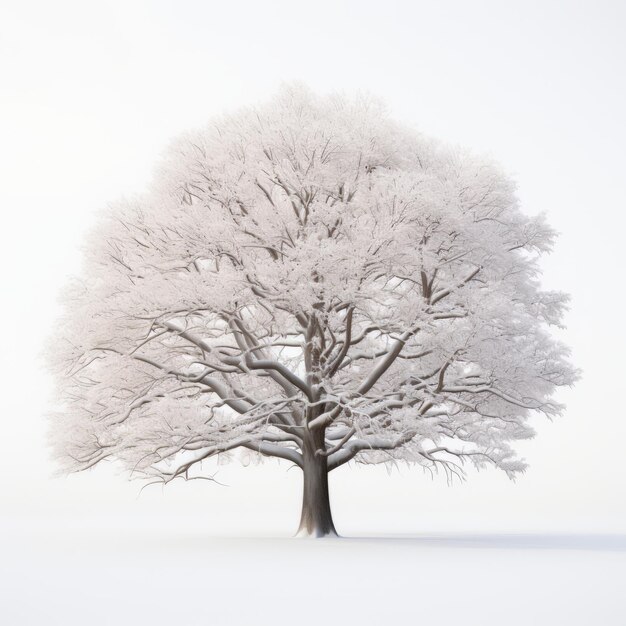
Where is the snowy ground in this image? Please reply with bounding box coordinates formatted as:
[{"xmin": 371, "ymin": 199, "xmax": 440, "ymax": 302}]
[{"xmin": 2, "ymin": 524, "xmax": 625, "ymax": 626}]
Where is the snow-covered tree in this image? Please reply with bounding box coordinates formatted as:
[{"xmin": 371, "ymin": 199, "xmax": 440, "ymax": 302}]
[{"xmin": 48, "ymin": 86, "xmax": 577, "ymax": 537}]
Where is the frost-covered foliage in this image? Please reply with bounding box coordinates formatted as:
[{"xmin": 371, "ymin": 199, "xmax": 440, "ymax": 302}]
[{"xmin": 49, "ymin": 85, "xmax": 577, "ymax": 491}]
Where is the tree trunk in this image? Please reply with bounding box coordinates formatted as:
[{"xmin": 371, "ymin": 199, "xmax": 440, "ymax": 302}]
[{"xmin": 296, "ymin": 434, "xmax": 338, "ymax": 538}]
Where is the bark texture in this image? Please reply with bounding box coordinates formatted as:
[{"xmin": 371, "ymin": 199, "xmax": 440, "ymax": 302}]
[{"xmin": 296, "ymin": 433, "xmax": 337, "ymax": 538}]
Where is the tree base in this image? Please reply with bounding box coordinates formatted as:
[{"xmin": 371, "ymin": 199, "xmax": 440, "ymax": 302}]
[{"xmin": 295, "ymin": 526, "xmax": 340, "ymax": 539}]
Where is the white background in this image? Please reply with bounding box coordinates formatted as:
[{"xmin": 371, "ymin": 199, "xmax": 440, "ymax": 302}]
[{"xmin": 1, "ymin": 0, "xmax": 625, "ymax": 539}]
